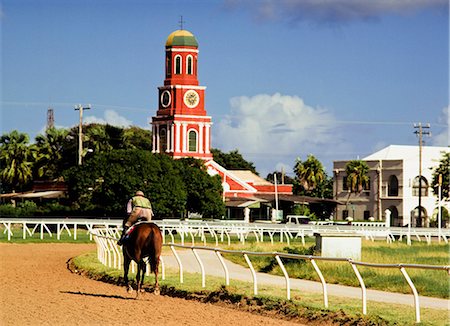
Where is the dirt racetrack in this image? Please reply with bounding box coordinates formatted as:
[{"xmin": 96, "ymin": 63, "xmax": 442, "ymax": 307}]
[{"xmin": 0, "ymin": 243, "xmax": 303, "ymax": 326}]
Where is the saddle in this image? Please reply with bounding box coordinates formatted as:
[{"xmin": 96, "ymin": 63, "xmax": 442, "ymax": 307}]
[{"xmin": 124, "ymin": 221, "xmax": 152, "ymax": 238}]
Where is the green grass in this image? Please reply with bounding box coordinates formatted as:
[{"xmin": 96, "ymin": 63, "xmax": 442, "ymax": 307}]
[
  {"xmin": 222, "ymin": 238, "xmax": 450, "ymax": 299},
  {"xmin": 72, "ymin": 250, "xmax": 450, "ymax": 325}
]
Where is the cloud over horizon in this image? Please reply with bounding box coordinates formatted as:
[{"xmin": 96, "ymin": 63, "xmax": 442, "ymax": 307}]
[
  {"xmin": 84, "ymin": 110, "xmax": 133, "ymax": 128},
  {"xmin": 214, "ymin": 93, "xmax": 349, "ymax": 174},
  {"xmin": 431, "ymin": 105, "xmax": 450, "ymax": 147},
  {"xmin": 226, "ymin": 0, "xmax": 448, "ymax": 25}
]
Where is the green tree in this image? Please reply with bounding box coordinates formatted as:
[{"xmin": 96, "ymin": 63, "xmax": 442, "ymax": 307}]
[
  {"xmin": 431, "ymin": 151, "xmax": 450, "ymax": 200},
  {"xmin": 211, "ymin": 148, "xmax": 258, "ymax": 175},
  {"xmin": 83, "ymin": 124, "xmax": 112, "ymax": 153},
  {"xmin": 34, "ymin": 128, "xmax": 69, "ymax": 180},
  {"xmin": 345, "ymin": 160, "xmax": 370, "ymax": 194},
  {"xmin": 293, "ymin": 155, "xmax": 325, "ymax": 193},
  {"xmin": 177, "ymin": 158, "xmax": 225, "ymax": 219},
  {"xmin": 0, "ymin": 130, "xmax": 36, "ymax": 192},
  {"xmin": 64, "ymin": 150, "xmax": 187, "ymax": 217},
  {"xmin": 123, "ymin": 126, "xmax": 152, "ymax": 150}
]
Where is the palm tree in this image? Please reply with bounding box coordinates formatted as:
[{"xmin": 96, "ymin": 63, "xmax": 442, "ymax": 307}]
[
  {"xmin": 84, "ymin": 124, "xmax": 112, "ymax": 153},
  {"xmin": 0, "ymin": 130, "xmax": 36, "ymax": 192},
  {"xmin": 294, "ymin": 154, "xmax": 325, "ymax": 192},
  {"xmin": 345, "ymin": 160, "xmax": 370, "ymax": 194},
  {"xmin": 34, "ymin": 128, "xmax": 69, "ymax": 180}
]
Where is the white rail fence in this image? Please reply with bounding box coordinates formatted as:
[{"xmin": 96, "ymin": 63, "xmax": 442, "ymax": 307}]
[
  {"xmin": 90, "ymin": 227, "xmax": 449, "ymax": 324},
  {"xmin": 1, "ymin": 218, "xmax": 449, "ymax": 245}
]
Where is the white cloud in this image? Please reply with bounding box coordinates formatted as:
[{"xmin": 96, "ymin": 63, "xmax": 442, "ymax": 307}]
[
  {"xmin": 214, "ymin": 93, "xmax": 348, "ymax": 174},
  {"xmin": 431, "ymin": 106, "xmax": 450, "ymax": 146},
  {"xmin": 84, "ymin": 110, "xmax": 133, "ymax": 127}
]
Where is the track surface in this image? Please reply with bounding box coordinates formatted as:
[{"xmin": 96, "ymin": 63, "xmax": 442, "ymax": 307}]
[{"xmin": 0, "ymin": 243, "xmax": 302, "ymax": 326}]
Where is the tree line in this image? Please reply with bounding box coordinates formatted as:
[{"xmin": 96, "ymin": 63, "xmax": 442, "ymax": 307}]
[{"xmin": 1, "ymin": 124, "xmax": 448, "ymax": 219}]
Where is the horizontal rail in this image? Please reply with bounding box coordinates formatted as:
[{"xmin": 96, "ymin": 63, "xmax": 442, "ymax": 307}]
[{"xmin": 1, "ymin": 218, "xmax": 449, "ymax": 248}]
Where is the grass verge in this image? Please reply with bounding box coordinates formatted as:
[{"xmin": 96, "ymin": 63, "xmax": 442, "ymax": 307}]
[
  {"xmin": 71, "ymin": 250, "xmax": 449, "ymax": 325},
  {"xmin": 222, "ymin": 239, "xmax": 450, "ymax": 299}
]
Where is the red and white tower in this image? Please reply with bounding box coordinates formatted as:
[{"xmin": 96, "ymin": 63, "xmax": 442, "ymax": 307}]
[{"xmin": 151, "ymin": 29, "xmax": 212, "ymax": 160}]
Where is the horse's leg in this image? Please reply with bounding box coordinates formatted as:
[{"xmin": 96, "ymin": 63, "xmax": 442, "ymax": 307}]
[
  {"xmin": 135, "ymin": 261, "xmax": 142, "ymax": 299},
  {"xmin": 154, "ymin": 255, "xmax": 160, "ymax": 295},
  {"xmin": 123, "ymin": 252, "xmax": 133, "ymax": 294},
  {"xmin": 140, "ymin": 260, "xmax": 146, "ymax": 293}
]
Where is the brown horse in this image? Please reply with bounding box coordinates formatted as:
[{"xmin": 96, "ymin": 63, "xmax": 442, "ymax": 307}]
[{"xmin": 121, "ymin": 222, "xmax": 162, "ymax": 298}]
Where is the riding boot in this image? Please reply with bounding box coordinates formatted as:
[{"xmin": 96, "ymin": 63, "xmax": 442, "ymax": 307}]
[{"xmin": 117, "ymin": 226, "xmax": 129, "ymax": 246}]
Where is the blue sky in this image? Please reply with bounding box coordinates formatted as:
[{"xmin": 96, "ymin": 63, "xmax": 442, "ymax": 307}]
[{"xmin": 2, "ymin": 0, "xmax": 449, "ymax": 177}]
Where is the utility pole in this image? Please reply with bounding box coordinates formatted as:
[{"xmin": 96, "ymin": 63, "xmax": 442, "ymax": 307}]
[
  {"xmin": 74, "ymin": 104, "xmax": 91, "ymax": 165},
  {"xmin": 413, "ymin": 123, "xmax": 431, "ymax": 226}
]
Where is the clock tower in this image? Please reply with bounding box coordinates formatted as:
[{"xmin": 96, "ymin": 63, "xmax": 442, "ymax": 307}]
[{"xmin": 151, "ymin": 29, "xmax": 212, "ymax": 160}]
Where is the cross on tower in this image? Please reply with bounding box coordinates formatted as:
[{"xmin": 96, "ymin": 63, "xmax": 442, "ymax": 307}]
[{"xmin": 178, "ymin": 15, "xmax": 186, "ymax": 30}]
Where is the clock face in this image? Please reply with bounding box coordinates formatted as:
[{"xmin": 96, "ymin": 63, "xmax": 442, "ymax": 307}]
[
  {"xmin": 183, "ymin": 90, "xmax": 199, "ymax": 108},
  {"xmin": 161, "ymin": 90, "xmax": 171, "ymax": 108}
]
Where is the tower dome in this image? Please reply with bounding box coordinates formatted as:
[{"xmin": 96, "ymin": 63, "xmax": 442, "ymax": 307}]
[{"xmin": 166, "ymin": 29, "xmax": 198, "ymax": 47}]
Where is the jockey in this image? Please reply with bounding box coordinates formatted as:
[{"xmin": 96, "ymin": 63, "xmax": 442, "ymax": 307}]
[{"xmin": 118, "ymin": 190, "xmax": 154, "ymax": 245}]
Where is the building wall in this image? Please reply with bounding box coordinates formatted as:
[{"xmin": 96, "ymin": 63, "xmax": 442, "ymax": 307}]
[{"xmin": 333, "ymin": 146, "xmax": 449, "ymax": 227}]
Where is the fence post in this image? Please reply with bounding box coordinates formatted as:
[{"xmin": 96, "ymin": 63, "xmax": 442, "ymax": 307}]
[
  {"xmin": 349, "ymin": 261, "xmax": 367, "ymax": 315},
  {"xmin": 160, "ymin": 256, "xmax": 165, "ymax": 280},
  {"xmin": 243, "ymin": 253, "xmax": 258, "ymax": 296},
  {"xmin": 170, "ymin": 245, "xmax": 183, "ymax": 284},
  {"xmin": 399, "ymin": 266, "xmax": 420, "ymax": 323},
  {"xmin": 192, "ymin": 248, "xmax": 206, "ymax": 288},
  {"xmin": 275, "ymin": 255, "xmax": 290, "ymax": 300},
  {"xmin": 310, "ymin": 258, "xmax": 328, "ymax": 308},
  {"xmin": 215, "ymin": 250, "xmax": 230, "ymax": 286}
]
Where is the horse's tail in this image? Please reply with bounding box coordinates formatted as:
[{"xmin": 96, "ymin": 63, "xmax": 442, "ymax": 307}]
[{"xmin": 148, "ymin": 224, "xmax": 163, "ymax": 273}]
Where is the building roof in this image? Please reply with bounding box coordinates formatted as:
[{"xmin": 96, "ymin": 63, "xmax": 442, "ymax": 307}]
[
  {"xmin": 225, "ymin": 196, "xmax": 268, "ymax": 208},
  {"xmin": 363, "ymin": 145, "xmax": 449, "ymax": 161},
  {"xmin": 255, "ymin": 194, "xmax": 343, "ymax": 205},
  {"xmin": 166, "ymin": 29, "xmax": 198, "ymax": 47},
  {"xmin": 227, "ymin": 170, "xmax": 273, "ymax": 186}
]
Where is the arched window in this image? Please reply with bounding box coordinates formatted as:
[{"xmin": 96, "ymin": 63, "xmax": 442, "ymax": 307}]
[
  {"xmin": 388, "ymin": 175, "xmax": 399, "ymax": 196},
  {"xmin": 412, "ymin": 176, "xmax": 428, "ymax": 197},
  {"xmin": 159, "ymin": 128, "xmax": 167, "ymax": 153},
  {"xmin": 166, "ymin": 56, "xmax": 171, "ymax": 76},
  {"xmin": 186, "ymin": 55, "xmax": 193, "ymax": 75},
  {"xmin": 188, "ymin": 130, "xmax": 197, "ymax": 152},
  {"xmin": 194, "ymin": 56, "xmax": 198, "ymax": 75},
  {"xmin": 175, "ymin": 55, "xmax": 182, "ymax": 74}
]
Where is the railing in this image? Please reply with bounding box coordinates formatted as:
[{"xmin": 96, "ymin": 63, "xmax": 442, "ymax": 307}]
[
  {"xmin": 1, "ymin": 217, "xmax": 449, "ymax": 245},
  {"xmin": 89, "ymin": 227, "xmax": 450, "ymax": 324}
]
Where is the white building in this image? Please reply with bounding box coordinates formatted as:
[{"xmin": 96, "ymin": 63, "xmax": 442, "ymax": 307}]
[{"xmin": 333, "ymin": 145, "xmax": 449, "ymax": 227}]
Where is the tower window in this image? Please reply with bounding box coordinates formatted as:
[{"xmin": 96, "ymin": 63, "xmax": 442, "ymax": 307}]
[
  {"xmin": 175, "ymin": 55, "xmax": 182, "ymax": 74},
  {"xmin": 166, "ymin": 56, "xmax": 171, "ymax": 76},
  {"xmin": 187, "ymin": 55, "xmax": 193, "ymax": 75},
  {"xmin": 159, "ymin": 128, "xmax": 167, "ymax": 152},
  {"xmin": 188, "ymin": 130, "xmax": 197, "ymax": 152},
  {"xmin": 194, "ymin": 57, "xmax": 198, "ymax": 75}
]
